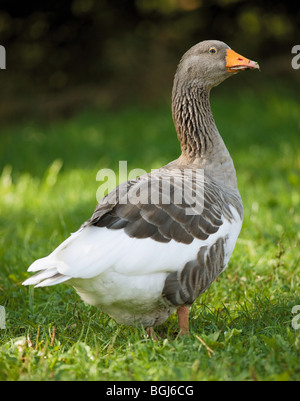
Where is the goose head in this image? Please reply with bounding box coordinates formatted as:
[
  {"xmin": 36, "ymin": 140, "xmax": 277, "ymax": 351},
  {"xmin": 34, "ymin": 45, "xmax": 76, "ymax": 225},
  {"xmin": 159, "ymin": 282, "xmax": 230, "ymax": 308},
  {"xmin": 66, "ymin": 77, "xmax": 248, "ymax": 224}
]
[{"xmin": 174, "ymin": 40, "xmax": 259, "ymax": 90}]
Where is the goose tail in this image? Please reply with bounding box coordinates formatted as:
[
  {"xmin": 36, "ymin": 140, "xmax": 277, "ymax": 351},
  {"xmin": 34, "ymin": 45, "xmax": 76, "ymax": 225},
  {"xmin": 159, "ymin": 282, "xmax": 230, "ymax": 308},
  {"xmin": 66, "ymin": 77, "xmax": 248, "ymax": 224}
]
[{"xmin": 22, "ymin": 257, "xmax": 71, "ymax": 288}]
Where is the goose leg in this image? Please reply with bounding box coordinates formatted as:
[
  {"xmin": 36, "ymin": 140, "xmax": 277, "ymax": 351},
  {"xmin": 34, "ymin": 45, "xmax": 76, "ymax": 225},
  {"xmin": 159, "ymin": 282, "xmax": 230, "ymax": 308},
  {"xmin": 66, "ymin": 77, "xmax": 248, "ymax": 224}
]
[
  {"xmin": 146, "ymin": 327, "xmax": 159, "ymax": 341},
  {"xmin": 177, "ymin": 305, "xmax": 190, "ymax": 336}
]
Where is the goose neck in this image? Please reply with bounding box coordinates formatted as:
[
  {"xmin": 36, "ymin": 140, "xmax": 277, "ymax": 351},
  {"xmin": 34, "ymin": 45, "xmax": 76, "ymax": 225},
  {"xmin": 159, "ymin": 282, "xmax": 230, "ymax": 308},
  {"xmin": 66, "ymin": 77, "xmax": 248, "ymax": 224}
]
[
  {"xmin": 172, "ymin": 81, "xmax": 238, "ymax": 188},
  {"xmin": 172, "ymin": 83, "xmax": 219, "ymax": 158}
]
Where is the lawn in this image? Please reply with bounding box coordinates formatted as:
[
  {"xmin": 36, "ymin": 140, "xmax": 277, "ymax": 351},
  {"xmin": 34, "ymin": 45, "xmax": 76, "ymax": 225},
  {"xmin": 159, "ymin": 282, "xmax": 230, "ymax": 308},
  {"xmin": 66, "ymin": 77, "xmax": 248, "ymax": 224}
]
[{"xmin": 0, "ymin": 78, "xmax": 299, "ymax": 381}]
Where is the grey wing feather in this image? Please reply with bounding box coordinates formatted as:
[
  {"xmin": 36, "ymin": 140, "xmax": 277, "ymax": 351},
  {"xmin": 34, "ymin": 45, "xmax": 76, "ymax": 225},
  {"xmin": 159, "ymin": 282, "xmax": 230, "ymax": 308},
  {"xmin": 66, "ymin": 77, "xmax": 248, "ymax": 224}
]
[
  {"xmin": 162, "ymin": 237, "xmax": 225, "ymax": 306},
  {"xmin": 85, "ymin": 168, "xmax": 242, "ymax": 244}
]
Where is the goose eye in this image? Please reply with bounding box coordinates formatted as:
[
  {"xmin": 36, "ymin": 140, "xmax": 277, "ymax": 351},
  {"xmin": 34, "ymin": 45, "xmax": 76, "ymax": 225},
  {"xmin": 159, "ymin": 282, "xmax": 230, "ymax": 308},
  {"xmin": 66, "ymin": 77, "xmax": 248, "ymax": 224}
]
[{"xmin": 209, "ymin": 47, "xmax": 217, "ymax": 54}]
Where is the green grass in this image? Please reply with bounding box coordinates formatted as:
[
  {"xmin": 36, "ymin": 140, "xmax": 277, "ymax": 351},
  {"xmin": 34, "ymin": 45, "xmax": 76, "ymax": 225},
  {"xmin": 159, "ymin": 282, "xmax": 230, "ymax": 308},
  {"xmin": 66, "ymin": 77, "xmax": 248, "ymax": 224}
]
[{"xmin": 0, "ymin": 80, "xmax": 299, "ymax": 381}]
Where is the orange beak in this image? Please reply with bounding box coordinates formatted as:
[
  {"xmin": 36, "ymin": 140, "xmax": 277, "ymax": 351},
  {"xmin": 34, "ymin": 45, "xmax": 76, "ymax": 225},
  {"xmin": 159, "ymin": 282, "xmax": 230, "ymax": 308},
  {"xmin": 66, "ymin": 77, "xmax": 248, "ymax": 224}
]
[{"xmin": 226, "ymin": 49, "xmax": 260, "ymax": 73}]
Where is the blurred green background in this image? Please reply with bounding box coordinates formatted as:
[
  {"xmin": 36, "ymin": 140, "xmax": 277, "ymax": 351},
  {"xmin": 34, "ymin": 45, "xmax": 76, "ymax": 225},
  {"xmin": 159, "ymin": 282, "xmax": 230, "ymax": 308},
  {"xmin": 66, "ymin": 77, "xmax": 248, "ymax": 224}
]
[{"xmin": 0, "ymin": 0, "xmax": 299, "ymax": 120}]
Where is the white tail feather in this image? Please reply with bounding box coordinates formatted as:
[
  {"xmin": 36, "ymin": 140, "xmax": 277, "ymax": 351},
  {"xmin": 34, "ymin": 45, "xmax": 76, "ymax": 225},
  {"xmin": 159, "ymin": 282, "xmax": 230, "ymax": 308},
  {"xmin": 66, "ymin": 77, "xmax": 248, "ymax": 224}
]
[
  {"xmin": 23, "ymin": 256, "xmax": 71, "ymax": 287},
  {"xmin": 28, "ymin": 256, "xmax": 69, "ymax": 273},
  {"xmin": 34, "ymin": 274, "xmax": 71, "ymax": 287}
]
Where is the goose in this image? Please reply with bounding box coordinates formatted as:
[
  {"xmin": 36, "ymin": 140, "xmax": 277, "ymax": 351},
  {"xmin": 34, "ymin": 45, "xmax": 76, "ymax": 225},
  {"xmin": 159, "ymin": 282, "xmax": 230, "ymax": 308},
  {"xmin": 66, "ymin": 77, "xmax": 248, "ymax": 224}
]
[{"xmin": 23, "ymin": 40, "xmax": 259, "ymax": 336}]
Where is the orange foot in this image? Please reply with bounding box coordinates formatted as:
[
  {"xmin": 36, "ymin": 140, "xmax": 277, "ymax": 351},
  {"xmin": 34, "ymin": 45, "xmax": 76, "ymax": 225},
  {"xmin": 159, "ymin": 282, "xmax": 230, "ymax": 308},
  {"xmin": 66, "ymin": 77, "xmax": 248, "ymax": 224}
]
[{"xmin": 177, "ymin": 305, "xmax": 190, "ymax": 336}]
